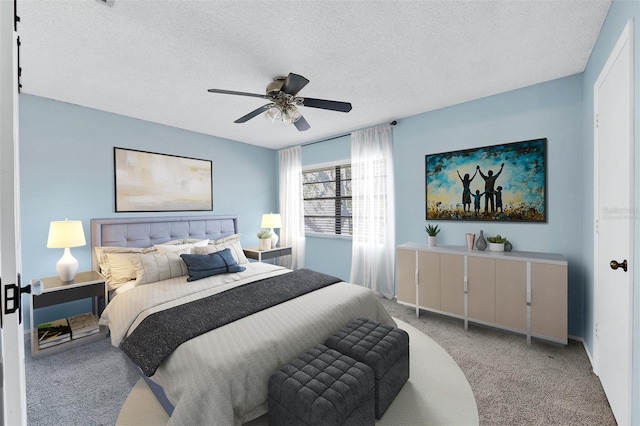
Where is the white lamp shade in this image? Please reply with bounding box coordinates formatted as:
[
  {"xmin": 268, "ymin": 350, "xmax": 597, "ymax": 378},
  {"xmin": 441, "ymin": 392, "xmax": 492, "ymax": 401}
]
[
  {"xmin": 47, "ymin": 220, "xmax": 86, "ymax": 249},
  {"xmin": 261, "ymin": 214, "xmax": 282, "ymax": 229}
]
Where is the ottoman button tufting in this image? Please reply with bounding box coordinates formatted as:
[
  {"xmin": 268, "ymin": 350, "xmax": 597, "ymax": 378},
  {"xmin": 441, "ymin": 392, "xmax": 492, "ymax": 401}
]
[
  {"xmin": 325, "ymin": 318, "xmax": 409, "ymax": 419},
  {"xmin": 268, "ymin": 344, "xmax": 375, "ymax": 425}
]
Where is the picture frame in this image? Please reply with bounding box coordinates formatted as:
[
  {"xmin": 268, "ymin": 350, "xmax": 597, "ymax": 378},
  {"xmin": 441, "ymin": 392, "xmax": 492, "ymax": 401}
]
[
  {"xmin": 425, "ymin": 138, "xmax": 547, "ymax": 222},
  {"xmin": 114, "ymin": 147, "xmax": 213, "ymax": 212}
]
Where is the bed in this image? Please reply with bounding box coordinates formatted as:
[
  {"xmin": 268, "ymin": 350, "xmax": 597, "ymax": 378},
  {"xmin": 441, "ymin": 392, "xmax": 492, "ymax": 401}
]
[{"xmin": 92, "ymin": 215, "xmax": 395, "ymax": 425}]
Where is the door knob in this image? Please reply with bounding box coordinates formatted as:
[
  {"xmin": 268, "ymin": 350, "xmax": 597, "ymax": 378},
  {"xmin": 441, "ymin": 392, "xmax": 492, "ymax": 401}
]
[{"xmin": 610, "ymin": 259, "xmax": 628, "ymax": 272}]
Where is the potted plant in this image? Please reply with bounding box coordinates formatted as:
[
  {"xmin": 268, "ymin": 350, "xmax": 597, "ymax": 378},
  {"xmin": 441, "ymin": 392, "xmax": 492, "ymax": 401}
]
[
  {"xmin": 256, "ymin": 229, "xmax": 272, "ymax": 251},
  {"xmin": 487, "ymin": 234, "xmax": 507, "ymax": 252},
  {"xmin": 425, "ymin": 224, "xmax": 440, "ymax": 246}
]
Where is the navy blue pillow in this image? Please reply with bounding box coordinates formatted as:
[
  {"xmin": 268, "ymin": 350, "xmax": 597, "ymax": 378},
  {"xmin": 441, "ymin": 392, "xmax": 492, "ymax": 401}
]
[{"xmin": 180, "ymin": 248, "xmax": 245, "ymax": 281}]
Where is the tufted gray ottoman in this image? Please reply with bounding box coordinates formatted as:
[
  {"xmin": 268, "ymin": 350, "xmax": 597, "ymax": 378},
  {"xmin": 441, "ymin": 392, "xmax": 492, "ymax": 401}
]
[
  {"xmin": 324, "ymin": 318, "xmax": 409, "ymax": 419},
  {"xmin": 268, "ymin": 344, "xmax": 375, "ymax": 425}
]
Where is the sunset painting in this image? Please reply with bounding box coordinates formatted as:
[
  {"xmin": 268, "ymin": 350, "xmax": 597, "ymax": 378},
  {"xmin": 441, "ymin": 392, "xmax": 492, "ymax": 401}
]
[{"xmin": 426, "ymin": 138, "xmax": 546, "ymax": 222}]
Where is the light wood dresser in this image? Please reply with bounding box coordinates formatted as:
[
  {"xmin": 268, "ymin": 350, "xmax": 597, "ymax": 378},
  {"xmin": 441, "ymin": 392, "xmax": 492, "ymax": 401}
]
[{"xmin": 396, "ymin": 243, "xmax": 568, "ymax": 345}]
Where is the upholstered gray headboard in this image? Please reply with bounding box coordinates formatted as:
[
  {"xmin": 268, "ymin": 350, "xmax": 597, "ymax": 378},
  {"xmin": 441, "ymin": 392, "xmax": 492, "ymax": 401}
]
[{"xmin": 90, "ymin": 215, "xmax": 239, "ymax": 272}]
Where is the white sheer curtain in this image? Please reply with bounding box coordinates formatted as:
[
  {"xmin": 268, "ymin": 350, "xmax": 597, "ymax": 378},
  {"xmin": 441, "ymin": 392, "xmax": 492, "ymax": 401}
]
[
  {"xmin": 278, "ymin": 146, "xmax": 305, "ymax": 270},
  {"xmin": 349, "ymin": 124, "xmax": 395, "ymax": 298}
]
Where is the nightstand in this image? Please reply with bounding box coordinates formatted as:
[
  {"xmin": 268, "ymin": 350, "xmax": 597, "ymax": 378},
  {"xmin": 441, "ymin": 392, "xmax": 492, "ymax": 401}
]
[
  {"xmin": 243, "ymin": 246, "xmax": 292, "ymax": 263},
  {"xmin": 30, "ymin": 271, "xmax": 107, "ymax": 357}
]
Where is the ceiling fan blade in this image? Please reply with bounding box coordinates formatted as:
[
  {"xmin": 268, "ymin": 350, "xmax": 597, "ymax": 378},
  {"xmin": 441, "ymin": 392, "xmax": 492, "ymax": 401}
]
[
  {"xmin": 300, "ymin": 97, "xmax": 352, "ymax": 113},
  {"xmin": 281, "ymin": 73, "xmax": 310, "ymax": 96},
  {"xmin": 207, "ymin": 88, "xmax": 270, "ymax": 100},
  {"xmin": 234, "ymin": 104, "xmax": 270, "ymax": 123},
  {"xmin": 294, "ymin": 116, "xmax": 310, "ymax": 131}
]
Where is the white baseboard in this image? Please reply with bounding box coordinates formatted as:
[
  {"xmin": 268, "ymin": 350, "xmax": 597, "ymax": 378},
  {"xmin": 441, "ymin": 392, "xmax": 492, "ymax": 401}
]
[
  {"xmin": 583, "ymin": 340, "xmax": 597, "ymax": 373},
  {"xmin": 569, "ymin": 334, "xmax": 596, "ymax": 373}
]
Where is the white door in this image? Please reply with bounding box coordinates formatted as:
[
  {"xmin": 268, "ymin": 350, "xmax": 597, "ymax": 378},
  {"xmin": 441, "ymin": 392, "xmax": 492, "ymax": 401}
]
[
  {"xmin": 593, "ymin": 20, "xmax": 634, "ymax": 426},
  {"xmin": 0, "ymin": 0, "xmax": 27, "ymax": 424}
]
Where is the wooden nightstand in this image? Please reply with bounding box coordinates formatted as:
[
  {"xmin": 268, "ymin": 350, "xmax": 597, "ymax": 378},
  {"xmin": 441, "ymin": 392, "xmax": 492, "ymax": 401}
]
[
  {"xmin": 30, "ymin": 271, "xmax": 107, "ymax": 357},
  {"xmin": 243, "ymin": 246, "xmax": 292, "ymax": 263}
]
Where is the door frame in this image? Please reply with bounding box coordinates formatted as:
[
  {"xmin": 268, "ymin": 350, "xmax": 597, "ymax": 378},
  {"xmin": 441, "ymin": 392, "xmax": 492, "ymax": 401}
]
[
  {"xmin": 0, "ymin": 0, "xmax": 27, "ymax": 423},
  {"xmin": 592, "ymin": 19, "xmax": 634, "ymax": 426}
]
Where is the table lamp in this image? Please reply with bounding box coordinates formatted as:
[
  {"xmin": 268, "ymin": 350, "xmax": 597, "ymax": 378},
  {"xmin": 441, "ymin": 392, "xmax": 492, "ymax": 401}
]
[
  {"xmin": 47, "ymin": 219, "xmax": 86, "ymax": 282},
  {"xmin": 261, "ymin": 213, "xmax": 282, "ymax": 247}
]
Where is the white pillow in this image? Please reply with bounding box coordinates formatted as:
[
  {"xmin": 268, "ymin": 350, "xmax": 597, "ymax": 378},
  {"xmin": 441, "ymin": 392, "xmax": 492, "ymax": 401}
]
[
  {"xmin": 215, "ymin": 234, "xmax": 247, "ymax": 264},
  {"xmin": 143, "ymin": 238, "xmax": 189, "ymax": 253},
  {"xmin": 132, "ymin": 249, "xmax": 190, "ymax": 284},
  {"xmin": 154, "ymin": 239, "xmax": 209, "ymax": 254},
  {"xmin": 194, "ymin": 245, "xmax": 218, "ymax": 255},
  {"xmin": 105, "ymin": 252, "xmax": 143, "ymax": 284},
  {"xmin": 183, "ymin": 238, "xmax": 210, "ymax": 247},
  {"xmin": 154, "ymin": 243, "xmax": 194, "ymax": 253},
  {"xmin": 95, "ymin": 247, "xmax": 140, "ymax": 276},
  {"xmin": 195, "ymin": 234, "xmax": 247, "ymax": 264},
  {"xmin": 94, "ymin": 246, "xmax": 147, "ymax": 289}
]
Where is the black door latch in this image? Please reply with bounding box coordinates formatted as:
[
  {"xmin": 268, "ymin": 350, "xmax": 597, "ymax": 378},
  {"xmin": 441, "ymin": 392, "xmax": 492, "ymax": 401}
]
[{"xmin": 3, "ymin": 274, "xmax": 30, "ymax": 325}]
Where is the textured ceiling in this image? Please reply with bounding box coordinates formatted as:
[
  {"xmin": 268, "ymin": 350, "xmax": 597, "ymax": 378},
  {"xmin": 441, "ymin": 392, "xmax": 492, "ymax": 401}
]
[{"xmin": 17, "ymin": 0, "xmax": 610, "ymax": 149}]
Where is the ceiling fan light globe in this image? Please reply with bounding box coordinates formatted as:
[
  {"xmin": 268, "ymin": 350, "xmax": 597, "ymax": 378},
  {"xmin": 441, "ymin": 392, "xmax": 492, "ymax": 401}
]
[
  {"xmin": 265, "ymin": 105, "xmax": 283, "ymax": 121},
  {"xmin": 284, "ymin": 105, "xmax": 301, "ymax": 123}
]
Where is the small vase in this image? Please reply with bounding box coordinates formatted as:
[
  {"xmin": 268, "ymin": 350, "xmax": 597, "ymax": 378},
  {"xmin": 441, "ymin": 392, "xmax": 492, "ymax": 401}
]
[
  {"xmin": 476, "ymin": 230, "xmax": 487, "ymax": 251},
  {"xmin": 465, "ymin": 233, "xmax": 475, "ymax": 251},
  {"xmin": 504, "ymin": 240, "xmax": 513, "ymax": 252},
  {"xmin": 428, "ymin": 235, "xmax": 437, "ymax": 246},
  {"xmin": 258, "ymin": 238, "xmax": 271, "ymax": 251}
]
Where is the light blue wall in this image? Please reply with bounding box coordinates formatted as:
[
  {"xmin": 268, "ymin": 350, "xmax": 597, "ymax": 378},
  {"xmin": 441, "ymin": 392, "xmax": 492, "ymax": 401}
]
[
  {"xmin": 303, "ymin": 75, "xmax": 584, "ymax": 337},
  {"xmin": 19, "ymin": 94, "xmax": 278, "ymax": 329},
  {"xmin": 395, "ymin": 75, "xmax": 584, "ymax": 336},
  {"xmin": 580, "ymin": 0, "xmax": 640, "ymax": 423}
]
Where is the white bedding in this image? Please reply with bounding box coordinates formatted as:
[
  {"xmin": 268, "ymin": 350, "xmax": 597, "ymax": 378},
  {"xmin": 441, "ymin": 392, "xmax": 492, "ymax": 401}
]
[{"xmin": 100, "ymin": 262, "xmax": 395, "ymax": 425}]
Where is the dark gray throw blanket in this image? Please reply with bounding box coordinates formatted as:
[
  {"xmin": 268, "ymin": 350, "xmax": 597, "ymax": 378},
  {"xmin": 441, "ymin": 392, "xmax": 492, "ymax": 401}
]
[{"xmin": 121, "ymin": 268, "xmax": 342, "ymax": 376}]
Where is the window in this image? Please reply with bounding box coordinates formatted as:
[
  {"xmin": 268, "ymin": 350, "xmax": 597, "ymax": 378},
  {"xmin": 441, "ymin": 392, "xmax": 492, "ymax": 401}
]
[{"xmin": 302, "ymin": 163, "xmax": 352, "ymax": 236}]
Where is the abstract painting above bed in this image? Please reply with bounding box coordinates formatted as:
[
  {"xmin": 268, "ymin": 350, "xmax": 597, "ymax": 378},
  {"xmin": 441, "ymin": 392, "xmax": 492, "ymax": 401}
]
[{"xmin": 114, "ymin": 147, "xmax": 213, "ymax": 212}]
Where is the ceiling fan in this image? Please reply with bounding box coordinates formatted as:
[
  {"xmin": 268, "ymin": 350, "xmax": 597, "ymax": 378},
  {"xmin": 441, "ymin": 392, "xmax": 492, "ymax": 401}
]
[{"xmin": 207, "ymin": 73, "xmax": 352, "ymax": 131}]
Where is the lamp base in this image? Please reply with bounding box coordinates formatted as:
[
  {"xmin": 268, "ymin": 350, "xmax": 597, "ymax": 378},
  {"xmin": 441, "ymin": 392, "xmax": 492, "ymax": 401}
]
[
  {"xmin": 270, "ymin": 228, "xmax": 279, "ymax": 247},
  {"xmin": 56, "ymin": 247, "xmax": 79, "ymax": 282}
]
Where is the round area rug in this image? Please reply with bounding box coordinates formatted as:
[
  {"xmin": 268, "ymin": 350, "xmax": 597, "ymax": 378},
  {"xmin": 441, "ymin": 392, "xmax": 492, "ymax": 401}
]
[{"xmin": 117, "ymin": 318, "xmax": 478, "ymax": 425}]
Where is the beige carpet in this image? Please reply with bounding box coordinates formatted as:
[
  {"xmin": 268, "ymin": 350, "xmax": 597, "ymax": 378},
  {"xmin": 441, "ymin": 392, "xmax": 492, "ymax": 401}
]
[{"xmin": 117, "ymin": 318, "xmax": 479, "ymax": 425}]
